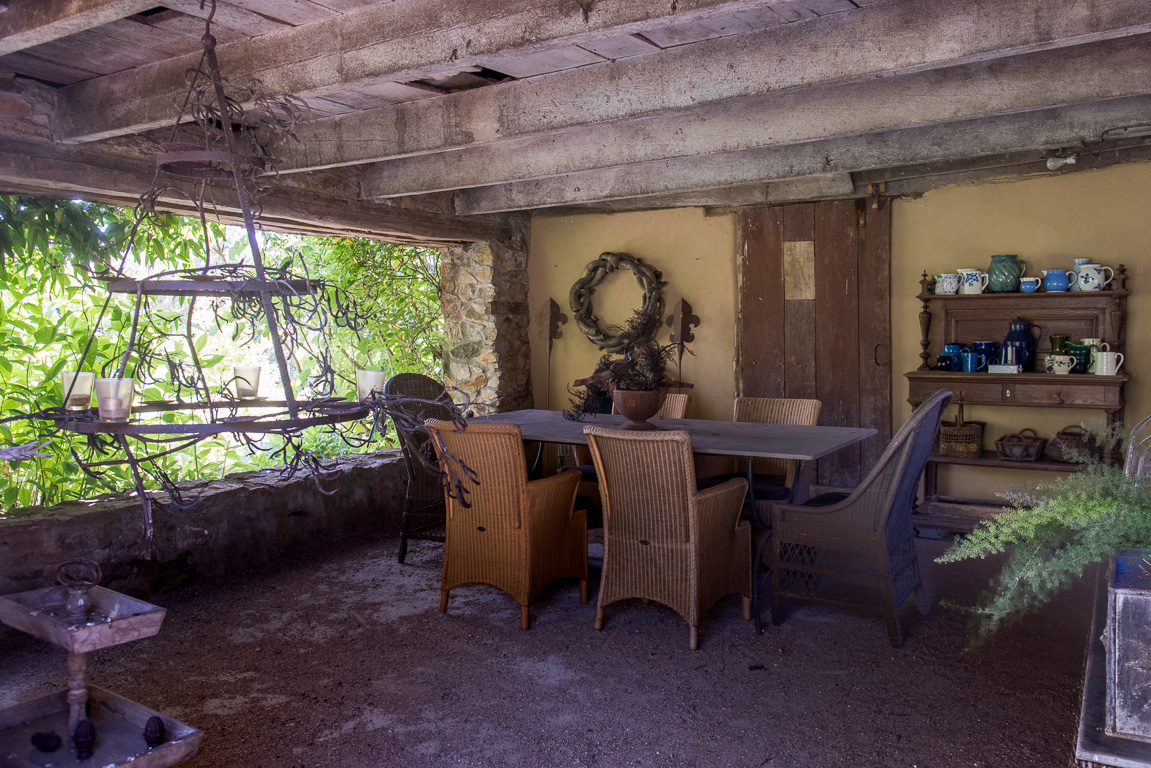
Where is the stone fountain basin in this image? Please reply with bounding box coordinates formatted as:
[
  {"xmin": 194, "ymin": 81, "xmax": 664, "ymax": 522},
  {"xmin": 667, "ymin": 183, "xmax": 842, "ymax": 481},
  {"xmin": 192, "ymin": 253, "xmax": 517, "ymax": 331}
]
[
  {"xmin": 0, "ymin": 586, "xmax": 165, "ymax": 654},
  {"xmin": 0, "ymin": 685, "xmax": 202, "ymax": 768}
]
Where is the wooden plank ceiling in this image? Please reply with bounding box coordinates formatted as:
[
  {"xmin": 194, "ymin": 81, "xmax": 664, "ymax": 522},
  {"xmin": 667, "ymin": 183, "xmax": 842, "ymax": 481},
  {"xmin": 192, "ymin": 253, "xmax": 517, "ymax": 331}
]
[{"xmin": 0, "ymin": 0, "xmax": 1149, "ymax": 240}]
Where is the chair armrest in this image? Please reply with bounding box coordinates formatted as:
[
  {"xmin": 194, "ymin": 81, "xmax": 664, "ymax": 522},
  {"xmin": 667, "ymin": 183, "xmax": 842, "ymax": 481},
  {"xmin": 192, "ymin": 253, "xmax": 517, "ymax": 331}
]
[
  {"xmin": 694, "ymin": 477, "xmax": 748, "ymax": 528},
  {"xmin": 526, "ymin": 468, "xmax": 581, "ymax": 519}
]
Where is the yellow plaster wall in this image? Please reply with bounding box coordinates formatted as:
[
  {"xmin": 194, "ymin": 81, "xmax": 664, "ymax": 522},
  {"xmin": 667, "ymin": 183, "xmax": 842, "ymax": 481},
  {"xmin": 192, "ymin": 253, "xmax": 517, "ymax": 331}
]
[
  {"xmin": 528, "ymin": 209, "xmax": 738, "ymax": 422},
  {"xmin": 892, "ymin": 162, "xmax": 1151, "ymax": 496},
  {"xmin": 527, "ymin": 163, "xmax": 1150, "ymax": 497}
]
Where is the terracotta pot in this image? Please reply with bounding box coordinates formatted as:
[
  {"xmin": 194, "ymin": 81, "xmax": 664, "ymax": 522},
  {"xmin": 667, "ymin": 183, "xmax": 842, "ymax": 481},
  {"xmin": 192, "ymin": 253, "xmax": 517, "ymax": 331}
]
[{"xmin": 612, "ymin": 388, "xmax": 666, "ymax": 430}]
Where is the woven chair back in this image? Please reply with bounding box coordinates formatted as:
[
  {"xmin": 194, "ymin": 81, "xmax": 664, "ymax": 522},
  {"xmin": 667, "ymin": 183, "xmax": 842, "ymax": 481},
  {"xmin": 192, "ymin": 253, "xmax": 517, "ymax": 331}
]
[
  {"xmin": 733, "ymin": 397, "xmax": 822, "ymax": 482},
  {"xmin": 425, "ymin": 420, "xmax": 528, "ymax": 531},
  {"xmin": 384, "ymin": 373, "xmax": 453, "ymax": 489},
  {"xmin": 584, "ymin": 427, "xmax": 695, "ymax": 544},
  {"xmin": 850, "ymin": 389, "xmax": 951, "ymax": 531}
]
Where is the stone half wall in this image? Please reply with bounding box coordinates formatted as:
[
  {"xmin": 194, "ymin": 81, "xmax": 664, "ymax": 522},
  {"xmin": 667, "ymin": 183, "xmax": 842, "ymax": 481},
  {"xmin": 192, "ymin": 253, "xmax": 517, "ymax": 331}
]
[
  {"xmin": 440, "ymin": 222, "xmax": 533, "ymax": 414},
  {"xmin": 0, "ymin": 451, "xmax": 408, "ymax": 598}
]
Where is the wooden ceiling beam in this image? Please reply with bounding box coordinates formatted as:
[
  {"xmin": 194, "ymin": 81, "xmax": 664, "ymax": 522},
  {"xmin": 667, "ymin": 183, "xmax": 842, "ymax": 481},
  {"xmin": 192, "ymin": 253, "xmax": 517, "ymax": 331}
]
[
  {"xmin": 0, "ymin": 139, "xmax": 509, "ymax": 244},
  {"xmin": 54, "ymin": 0, "xmax": 799, "ymax": 142},
  {"xmin": 273, "ymin": 0, "xmax": 1151, "ymax": 172},
  {"xmin": 360, "ymin": 37, "xmax": 1151, "ymax": 198},
  {"xmin": 451, "ymin": 96, "xmax": 1151, "ymax": 213},
  {"xmin": 0, "ymin": 0, "xmax": 157, "ymax": 56}
]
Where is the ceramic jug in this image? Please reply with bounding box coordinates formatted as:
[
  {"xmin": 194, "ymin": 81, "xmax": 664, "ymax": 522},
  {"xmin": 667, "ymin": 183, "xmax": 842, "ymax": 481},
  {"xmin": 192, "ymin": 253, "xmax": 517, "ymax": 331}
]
[
  {"xmin": 1043, "ymin": 269, "xmax": 1076, "ymax": 292},
  {"xmin": 1003, "ymin": 317, "xmax": 1042, "ymax": 372},
  {"xmin": 988, "ymin": 254, "xmax": 1027, "ymax": 293},
  {"xmin": 1070, "ymin": 258, "xmax": 1091, "ymax": 292}
]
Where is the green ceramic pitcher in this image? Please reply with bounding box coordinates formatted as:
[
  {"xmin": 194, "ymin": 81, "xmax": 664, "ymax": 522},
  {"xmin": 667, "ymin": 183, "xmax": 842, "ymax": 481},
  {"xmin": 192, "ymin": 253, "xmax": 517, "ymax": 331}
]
[{"xmin": 988, "ymin": 254, "xmax": 1027, "ymax": 293}]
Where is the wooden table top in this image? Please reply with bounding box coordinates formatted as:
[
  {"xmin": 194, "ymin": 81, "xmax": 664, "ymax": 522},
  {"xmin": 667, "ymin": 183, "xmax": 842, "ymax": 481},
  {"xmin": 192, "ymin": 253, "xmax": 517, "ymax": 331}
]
[{"xmin": 467, "ymin": 409, "xmax": 876, "ymax": 461}]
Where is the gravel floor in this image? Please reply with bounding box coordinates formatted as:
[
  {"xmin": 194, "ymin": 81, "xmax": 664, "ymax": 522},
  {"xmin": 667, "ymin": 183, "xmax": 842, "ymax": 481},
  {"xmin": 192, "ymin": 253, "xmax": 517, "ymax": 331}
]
[{"xmin": 1, "ymin": 532, "xmax": 1094, "ymax": 768}]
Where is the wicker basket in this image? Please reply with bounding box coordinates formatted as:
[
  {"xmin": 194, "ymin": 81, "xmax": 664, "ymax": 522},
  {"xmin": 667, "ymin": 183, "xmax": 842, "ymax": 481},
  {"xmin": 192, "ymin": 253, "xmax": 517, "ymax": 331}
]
[
  {"xmin": 1045, "ymin": 424, "xmax": 1104, "ymax": 463},
  {"xmin": 995, "ymin": 429, "xmax": 1047, "ymax": 462},
  {"xmin": 935, "ymin": 404, "xmax": 984, "ymax": 458}
]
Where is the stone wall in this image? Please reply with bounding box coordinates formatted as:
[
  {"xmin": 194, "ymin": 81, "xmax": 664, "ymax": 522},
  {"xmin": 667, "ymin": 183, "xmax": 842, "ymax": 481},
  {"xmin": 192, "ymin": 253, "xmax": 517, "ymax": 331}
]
[
  {"xmin": 0, "ymin": 451, "xmax": 408, "ymax": 598},
  {"xmin": 440, "ymin": 220, "xmax": 533, "ymax": 414}
]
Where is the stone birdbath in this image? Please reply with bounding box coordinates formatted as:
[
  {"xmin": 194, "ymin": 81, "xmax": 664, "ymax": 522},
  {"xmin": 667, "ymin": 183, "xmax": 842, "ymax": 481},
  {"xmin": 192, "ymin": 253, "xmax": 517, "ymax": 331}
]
[{"xmin": 0, "ymin": 559, "xmax": 203, "ymax": 767}]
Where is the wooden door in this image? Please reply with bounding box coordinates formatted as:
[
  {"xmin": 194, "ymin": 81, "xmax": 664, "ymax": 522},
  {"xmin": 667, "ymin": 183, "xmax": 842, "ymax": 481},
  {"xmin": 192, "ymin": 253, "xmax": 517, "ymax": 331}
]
[{"xmin": 738, "ymin": 198, "xmax": 892, "ymax": 488}]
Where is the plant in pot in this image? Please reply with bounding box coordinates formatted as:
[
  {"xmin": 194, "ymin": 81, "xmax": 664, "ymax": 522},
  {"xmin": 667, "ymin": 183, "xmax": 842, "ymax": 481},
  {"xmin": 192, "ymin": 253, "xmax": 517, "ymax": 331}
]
[
  {"xmin": 566, "ymin": 308, "xmax": 689, "ymax": 430},
  {"xmin": 939, "ymin": 416, "xmax": 1151, "ymax": 743}
]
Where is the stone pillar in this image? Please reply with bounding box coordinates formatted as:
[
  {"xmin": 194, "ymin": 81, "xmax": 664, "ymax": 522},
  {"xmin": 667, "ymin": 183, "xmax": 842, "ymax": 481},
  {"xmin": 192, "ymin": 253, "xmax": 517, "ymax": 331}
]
[{"xmin": 440, "ymin": 224, "xmax": 532, "ymax": 414}]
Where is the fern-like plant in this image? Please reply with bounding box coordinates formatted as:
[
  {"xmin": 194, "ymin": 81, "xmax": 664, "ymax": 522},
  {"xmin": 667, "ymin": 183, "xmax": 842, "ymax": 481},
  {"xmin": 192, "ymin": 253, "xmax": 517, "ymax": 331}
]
[{"xmin": 938, "ymin": 429, "xmax": 1151, "ymax": 644}]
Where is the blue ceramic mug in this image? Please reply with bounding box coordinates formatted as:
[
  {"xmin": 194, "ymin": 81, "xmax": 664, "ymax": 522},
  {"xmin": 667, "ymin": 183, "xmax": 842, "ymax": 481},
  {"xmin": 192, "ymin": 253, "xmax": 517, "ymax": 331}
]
[
  {"xmin": 973, "ymin": 341, "xmax": 999, "ymax": 363},
  {"xmin": 961, "ymin": 351, "xmax": 987, "ymax": 372}
]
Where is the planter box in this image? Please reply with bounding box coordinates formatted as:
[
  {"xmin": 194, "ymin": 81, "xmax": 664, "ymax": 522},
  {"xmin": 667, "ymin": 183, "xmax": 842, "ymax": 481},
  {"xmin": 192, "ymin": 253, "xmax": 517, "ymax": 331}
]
[{"xmin": 1107, "ymin": 549, "xmax": 1151, "ymax": 743}]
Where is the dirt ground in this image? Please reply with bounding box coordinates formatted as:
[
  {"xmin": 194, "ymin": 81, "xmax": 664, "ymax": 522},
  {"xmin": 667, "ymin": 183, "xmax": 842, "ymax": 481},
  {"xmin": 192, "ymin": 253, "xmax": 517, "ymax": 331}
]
[{"xmin": 1, "ymin": 531, "xmax": 1094, "ymax": 768}]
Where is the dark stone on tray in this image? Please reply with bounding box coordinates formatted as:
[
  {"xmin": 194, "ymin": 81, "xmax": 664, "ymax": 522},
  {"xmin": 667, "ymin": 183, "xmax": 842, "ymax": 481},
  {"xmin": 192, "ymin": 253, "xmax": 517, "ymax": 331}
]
[
  {"xmin": 74, "ymin": 719, "xmax": 96, "ymax": 760},
  {"xmin": 30, "ymin": 731, "xmax": 61, "ymax": 752},
  {"xmin": 144, "ymin": 715, "xmax": 167, "ymax": 748}
]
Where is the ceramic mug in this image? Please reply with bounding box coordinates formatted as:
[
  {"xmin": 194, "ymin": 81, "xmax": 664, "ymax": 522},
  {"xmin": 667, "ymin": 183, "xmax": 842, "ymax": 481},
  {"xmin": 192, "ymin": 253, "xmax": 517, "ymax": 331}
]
[
  {"xmin": 936, "ymin": 354, "xmax": 960, "ymax": 372},
  {"xmin": 973, "ymin": 341, "xmax": 999, "ymax": 362},
  {"xmin": 1020, "ymin": 277, "xmax": 1041, "ymax": 293},
  {"xmin": 942, "ymin": 343, "xmax": 964, "ymax": 356},
  {"xmin": 957, "ymin": 269, "xmax": 989, "ymax": 295},
  {"xmin": 1044, "ymin": 354, "xmax": 1075, "ymax": 375},
  {"xmin": 1076, "ymin": 263, "xmax": 1114, "ymax": 292},
  {"xmin": 1042, "ymin": 270, "xmax": 1076, "ymax": 292},
  {"xmin": 961, "ymin": 351, "xmax": 987, "ymax": 372},
  {"xmin": 934, "ymin": 273, "xmax": 960, "ymax": 295},
  {"xmin": 1095, "ymin": 351, "xmax": 1125, "ymax": 375}
]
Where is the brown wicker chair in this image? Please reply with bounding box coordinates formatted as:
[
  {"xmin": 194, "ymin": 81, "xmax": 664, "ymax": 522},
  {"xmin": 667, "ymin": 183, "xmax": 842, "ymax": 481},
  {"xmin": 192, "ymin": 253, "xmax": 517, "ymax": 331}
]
[
  {"xmin": 425, "ymin": 419, "xmax": 588, "ymax": 630},
  {"xmin": 384, "ymin": 373, "xmax": 453, "ymax": 563},
  {"xmin": 573, "ymin": 393, "xmax": 691, "ymax": 508},
  {"xmin": 696, "ymin": 397, "xmax": 823, "ymax": 507},
  {"xmin": 584, "ymin": 425, "xmax": 751, "ymax": 650},
  {"xmin": 768, "ymin": 388, "xmax": 952, "ymax": 647}
]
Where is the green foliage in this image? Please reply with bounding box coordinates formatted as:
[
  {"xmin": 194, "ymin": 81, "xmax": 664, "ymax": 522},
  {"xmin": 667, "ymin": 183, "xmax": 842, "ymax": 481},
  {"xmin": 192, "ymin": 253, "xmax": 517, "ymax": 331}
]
[
  {"xmin": 0, "ymin": 196, "xmax": 443, "ymax": 513},
  {"xmin": 938, "ymin": 432, "xmax": 1151, "ymax": 644}
]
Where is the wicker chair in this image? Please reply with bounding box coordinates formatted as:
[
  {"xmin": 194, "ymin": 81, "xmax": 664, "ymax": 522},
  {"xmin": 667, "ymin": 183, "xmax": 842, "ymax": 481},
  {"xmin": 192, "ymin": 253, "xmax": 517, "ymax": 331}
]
[
  {"xmin": 768, "ymin": 389, "xmax": 952, "ymax": 647},
  {"xmin": 425, "ymin": 419, "xmax": 588, "ymax": 630},
  {"xmin": 696, "ymin": 397, "xmax": 823, "ymax": 507},
  {"xmin": 383, "ymin": 373, "xmax": 453, "ymax": 563},
  {"xmin": 573, "ymin": 392, "xmax": 691, "ymax": 508},
  {"xmin": 584, "ymin": 425, "xmax": 751, "ymax": 650}
]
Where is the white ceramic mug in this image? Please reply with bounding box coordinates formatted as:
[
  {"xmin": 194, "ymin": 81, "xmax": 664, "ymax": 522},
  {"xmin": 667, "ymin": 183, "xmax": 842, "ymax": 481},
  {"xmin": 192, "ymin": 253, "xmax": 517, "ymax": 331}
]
[
  {"xmin": 934, "ymin": 274, "xmax": 960, "ymax": 295},
  {"xmin": 1044, "ymin": 354, "xmax": 1075, "ymax": 375},
  {"xmin": 1076, "ymin": 263, "xmax": 1114, "ymax": 291},
  {"xmin": 957, "ymin": 268, "xmax": 989, "ymax": 295},
  {"xmin": 1095, "ymin": 351, "xmax": 1125, "ymax": 375}
]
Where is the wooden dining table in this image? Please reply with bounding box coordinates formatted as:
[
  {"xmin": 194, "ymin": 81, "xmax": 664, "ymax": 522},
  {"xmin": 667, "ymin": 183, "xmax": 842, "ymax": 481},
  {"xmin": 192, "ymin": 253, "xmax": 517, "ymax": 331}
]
[{"xmin": 466, "ymin": 408, "xmax": 876, "ymax": 465}]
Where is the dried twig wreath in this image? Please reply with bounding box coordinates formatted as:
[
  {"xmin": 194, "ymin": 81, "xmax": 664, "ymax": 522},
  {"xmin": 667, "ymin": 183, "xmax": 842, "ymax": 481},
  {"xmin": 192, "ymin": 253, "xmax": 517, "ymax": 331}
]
[{"xmin": 569, "ymin": 252, "xmax": 666, "ymax": 352}]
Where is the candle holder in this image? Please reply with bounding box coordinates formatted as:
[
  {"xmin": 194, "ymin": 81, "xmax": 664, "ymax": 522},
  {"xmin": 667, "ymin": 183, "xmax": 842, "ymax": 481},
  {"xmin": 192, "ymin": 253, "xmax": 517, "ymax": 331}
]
[
  {"xmin": 61, "ymin": 372, "xmax": 95, "ymax": 411},
  {"xmin": 94, "ymin": 378, "xmax": 134, "ymax": 423},
  {"xmin": 233, "ymin": 366, "xmax": 261, "ymax": 399},
  {"xmin": 356, "ymin": 369, "xmax": 387, "ymax": 402}
]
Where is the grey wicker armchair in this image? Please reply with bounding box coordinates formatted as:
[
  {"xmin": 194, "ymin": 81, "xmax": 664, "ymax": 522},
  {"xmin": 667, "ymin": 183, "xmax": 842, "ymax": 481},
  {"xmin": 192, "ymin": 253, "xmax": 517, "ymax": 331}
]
[
  {"xmin": 584, "ymin": 425, "xmax": 751, "ymax": 650},
  {"xmin": 769, "ymin": 388, "xmax": 952, "ymax": 647},
  {"xmin": 384, "ymin": 373, "xmax": 453, "ymax": 563},
  {"xmin": 425, "ymin": 419, "xmax": 587, "ymax": 630}
]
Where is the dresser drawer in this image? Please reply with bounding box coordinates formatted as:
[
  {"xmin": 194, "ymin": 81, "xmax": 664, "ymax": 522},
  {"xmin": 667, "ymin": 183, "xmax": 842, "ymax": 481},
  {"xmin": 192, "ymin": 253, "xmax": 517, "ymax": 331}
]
[
  {"xmin": 941, "ymin": 382, "xmax": 1006, "ymax": 405},
  {"xmin": 1006, "ymin": 382, "xmax": 1120, "ymax": 408}
]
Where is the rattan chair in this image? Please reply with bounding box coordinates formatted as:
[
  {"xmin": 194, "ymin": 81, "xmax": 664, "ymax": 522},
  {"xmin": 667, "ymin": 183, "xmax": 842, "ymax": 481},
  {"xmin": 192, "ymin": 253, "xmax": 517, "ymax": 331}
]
[
  {"xmin": 383, "ymin": 373, "xmax": 453, "ymax": 563},
  {"xmin": 584, "ymin": 425, "xmax": 751, "ymax": 650},
  {"xmin": 425, "ymin": 419, "xmax": 588, "ymax": 630},
  {"xmin": 768, "ymin": 389, "xmax": 952, "ymax": 647},
  {"xmin": 573, "ymin": 393, "xmax": 692, "ymax": 508},
  {"xmin": 696, "ymin": 397, "xmax": 823, "ymax": 507}
]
